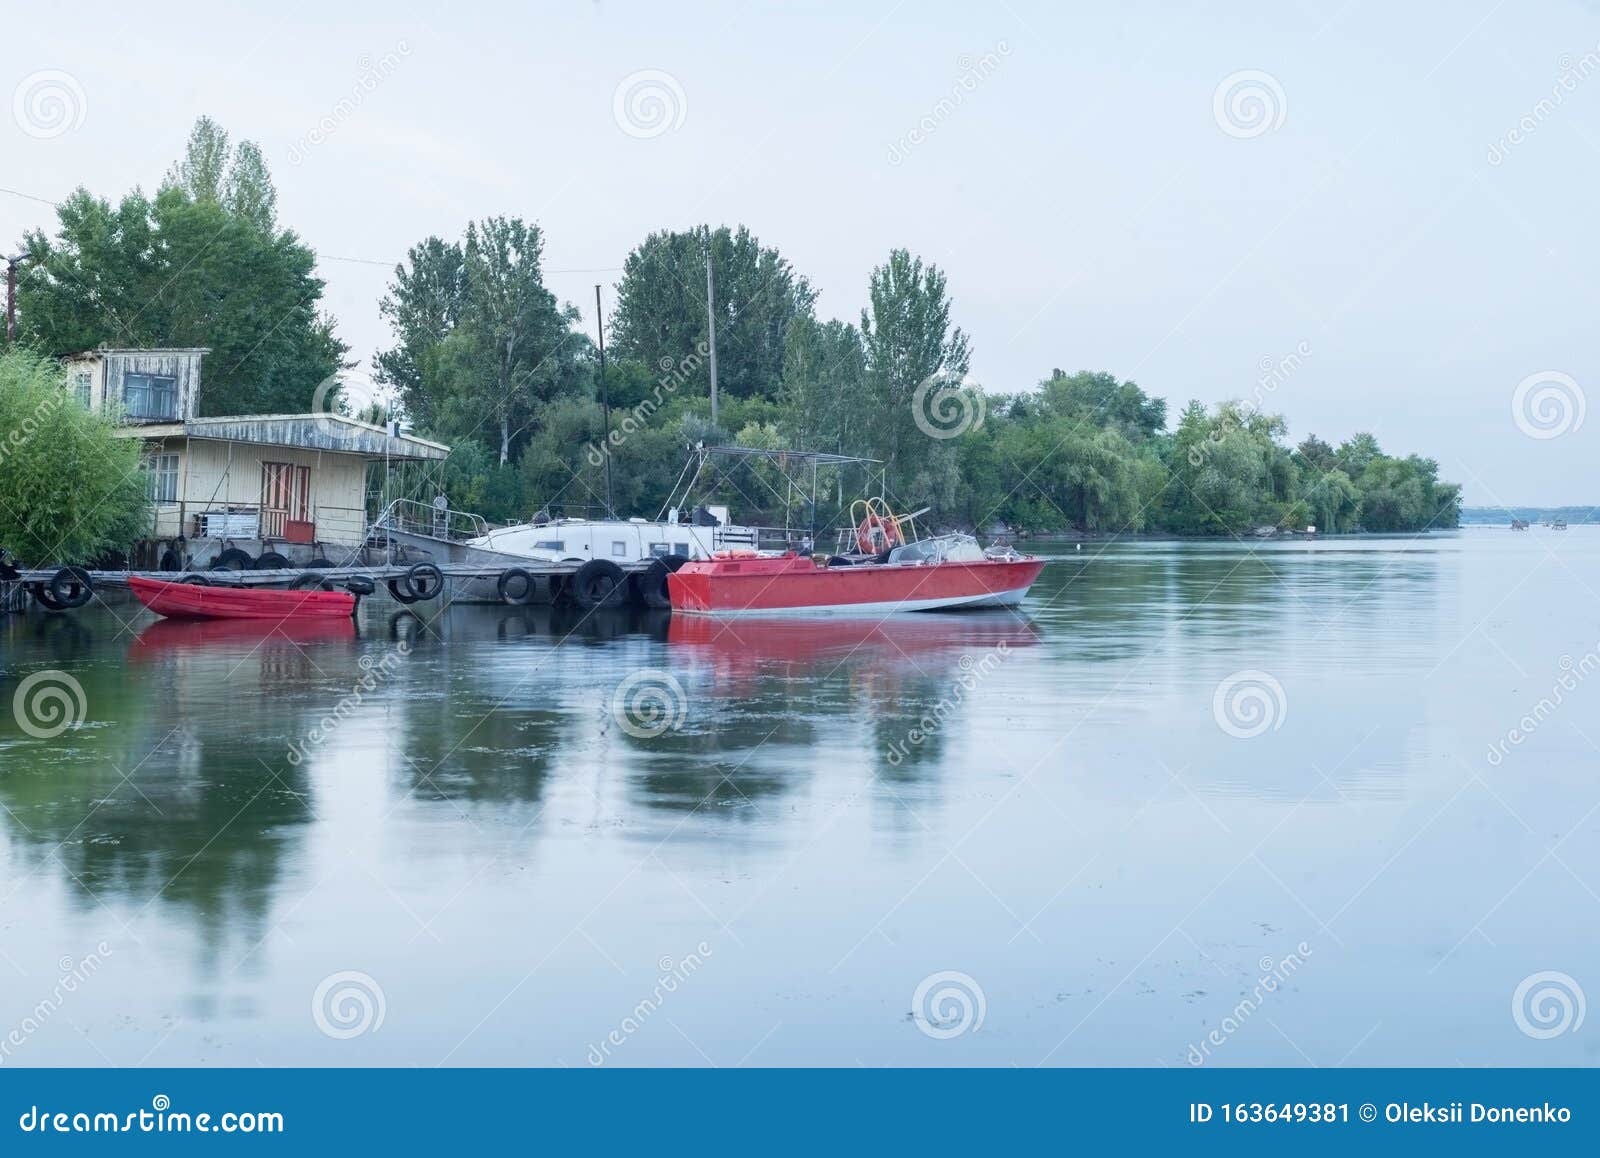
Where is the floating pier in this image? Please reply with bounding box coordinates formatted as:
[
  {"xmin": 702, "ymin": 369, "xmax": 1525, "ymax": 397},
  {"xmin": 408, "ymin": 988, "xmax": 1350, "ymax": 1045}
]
[{"xmin": 2, "ymin": 555, "xmax": 678, "ymax": 615}]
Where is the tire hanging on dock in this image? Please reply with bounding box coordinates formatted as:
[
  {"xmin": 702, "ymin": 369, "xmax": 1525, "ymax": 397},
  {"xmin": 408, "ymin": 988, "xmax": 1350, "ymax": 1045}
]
[
  {"xmin": 48, "ymin": 567, "xmax": 94, "ymax": 609},
  {"xmin": 210, "ymin": 547, "xmax": 253, "ymax": 571},
  {"xmin": 572, "ymin": 559, "xmax": 627, "ymax": 608},
  {"xmin": 402, "ymin": 562, "xmax": 445, "ymax": 601},
  {"xmin": 253, "ymin": 551, "xmax": 291, "ymax": 570},
  {"xmin": 633, "ymin": 554, "xmax": 687, "ymax": 609},
  {"xmin": 497, "ymin": 567, "xmax": 536, "ymax": 606},
  {"xmin": 289, "ymin": 572, "xmax": 335, "ymax": 592}
]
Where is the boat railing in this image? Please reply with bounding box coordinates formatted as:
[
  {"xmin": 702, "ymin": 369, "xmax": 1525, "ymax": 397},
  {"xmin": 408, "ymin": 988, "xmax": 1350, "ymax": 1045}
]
[{"xmin": 371, "ymin": 498, "xmax": 491, "ymax": 544}]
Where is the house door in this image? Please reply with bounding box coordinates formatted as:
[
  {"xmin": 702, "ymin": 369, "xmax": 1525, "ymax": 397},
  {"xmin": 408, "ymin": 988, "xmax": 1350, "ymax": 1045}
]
[{"xmin": 260, "ymin": 462, "xmax": 311, "ymax": 539}]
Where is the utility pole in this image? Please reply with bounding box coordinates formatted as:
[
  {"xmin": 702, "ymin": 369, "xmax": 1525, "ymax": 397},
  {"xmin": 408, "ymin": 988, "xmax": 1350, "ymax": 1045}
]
[
  {"xmin": 5, "ymin": 253, "xmax": 30, "ymax": 344},
  {"xmin": 705, "ymin": 253, "xmax": 719, "ymax": 429},
  {"xmin": 595, "ymin": 284, "xmax": 614, "ymax": 518}
]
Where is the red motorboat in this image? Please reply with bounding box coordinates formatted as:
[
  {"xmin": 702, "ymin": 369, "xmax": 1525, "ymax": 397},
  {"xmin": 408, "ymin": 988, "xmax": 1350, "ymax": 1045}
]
[
  {"xmin": 668, "ymin": 496, "xmax": 1045, "ymax": 620},
  {"xmin": 128, "ymin": 575, "xmax": 356, "ymax": 621}
]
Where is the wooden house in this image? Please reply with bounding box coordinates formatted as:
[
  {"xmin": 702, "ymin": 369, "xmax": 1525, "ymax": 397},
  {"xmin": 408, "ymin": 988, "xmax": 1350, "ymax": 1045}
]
[{"xmin": 63, "ymin": 348, "xmax": 449, "ymax": 568}]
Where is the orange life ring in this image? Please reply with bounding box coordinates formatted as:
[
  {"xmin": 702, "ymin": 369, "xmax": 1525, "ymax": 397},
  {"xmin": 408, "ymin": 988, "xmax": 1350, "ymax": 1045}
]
[{"xmin": 855, "ymin": 513, "xmax": 901, "ymax": 554}]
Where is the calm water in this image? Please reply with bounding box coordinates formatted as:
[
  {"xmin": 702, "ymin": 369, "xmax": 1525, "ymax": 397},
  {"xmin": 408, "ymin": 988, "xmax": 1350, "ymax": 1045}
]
[{"xmin": 2, "ymin": 529, "xmax": 1597, "ymax": 1067}]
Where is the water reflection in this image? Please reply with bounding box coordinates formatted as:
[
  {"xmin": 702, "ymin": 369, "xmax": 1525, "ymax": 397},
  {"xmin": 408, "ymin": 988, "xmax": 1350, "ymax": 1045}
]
[{"xmin": 3, "ymin": 535, "xmax": 1526, "ymax": 1066}]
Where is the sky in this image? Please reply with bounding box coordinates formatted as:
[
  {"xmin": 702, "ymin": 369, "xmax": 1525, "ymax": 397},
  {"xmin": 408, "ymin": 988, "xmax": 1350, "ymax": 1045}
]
[{"xmin": 5, "ymin": 0, "xmax": 1598, "ymax": 505}]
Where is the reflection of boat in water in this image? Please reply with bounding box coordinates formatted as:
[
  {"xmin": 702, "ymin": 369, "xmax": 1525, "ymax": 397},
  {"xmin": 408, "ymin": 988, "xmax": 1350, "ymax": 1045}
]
[
  {"xmin": 130, "ymin": 616, "xmax": 357, "ymax": 657},
  {"xmin": 668, "ymin": 611, "xmax": 1040, "ymax": 663}
]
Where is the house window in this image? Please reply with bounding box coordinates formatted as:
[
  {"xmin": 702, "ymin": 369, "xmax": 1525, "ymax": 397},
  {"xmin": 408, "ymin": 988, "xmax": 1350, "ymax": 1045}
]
[
  {"xmin": 72, "ymin": 370, "xmax": 93, "ymax": 407},
  {"xmin": 144, "ymin": 453, "xmax": 179, "ymax": 503},
  {"xmin": 611, "ymin": 540, "xmax": 628, "ymax": 558},
  {"xmin": 122, "ymin": 373, "xmax": 178, "ymax": 420}
]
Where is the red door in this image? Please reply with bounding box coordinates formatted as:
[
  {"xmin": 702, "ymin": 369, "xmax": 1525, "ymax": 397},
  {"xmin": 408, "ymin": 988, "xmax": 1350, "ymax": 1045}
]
[{"xmin": 261, "ymin": 462, "xmax": 311, "ymax": 539}]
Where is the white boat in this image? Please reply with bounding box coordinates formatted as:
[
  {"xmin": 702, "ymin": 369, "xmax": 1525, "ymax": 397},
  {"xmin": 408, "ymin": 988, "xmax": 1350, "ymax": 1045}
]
[{"xmin": 463, "ymin": 505, "xmax": 757, "ymax": 565}]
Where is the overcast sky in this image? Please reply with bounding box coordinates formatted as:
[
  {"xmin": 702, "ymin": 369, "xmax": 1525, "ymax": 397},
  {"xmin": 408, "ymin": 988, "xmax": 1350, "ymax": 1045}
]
[{"xmin": 6, "ymin": 1, "xmax": 1598, "ymax": 504}]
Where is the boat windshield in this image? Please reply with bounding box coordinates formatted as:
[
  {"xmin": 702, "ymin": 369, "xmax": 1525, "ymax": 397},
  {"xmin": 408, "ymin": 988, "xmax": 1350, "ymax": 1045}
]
[{"xmin": 887, "ymin": 534, "xmax": 983, "ymax": 564}]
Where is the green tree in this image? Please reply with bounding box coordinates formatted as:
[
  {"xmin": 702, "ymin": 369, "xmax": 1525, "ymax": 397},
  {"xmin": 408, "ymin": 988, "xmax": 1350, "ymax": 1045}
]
[
  {"xmin": 0, "ymin": 350, "xmax": 150, "ymax": 565},
  {"xmin": 376, "ymin": 218, "xmax": 587, "ymax": 466},
  {"xmin": 1302, "ymin": 468, "xmax": 1360, "ymax": 533},
  {"xmin": 611, "ymin": 225, "xmax": 816, "ymax": 403},
  {"xmin": 18, "ymin": 119, "xmax": 344, "ymax": 414},
  {"xmin": 859, "ymin": 249, "xmax": 972, "ymax": 506},
  {"xmin": 778, "ymin": 315, "xmax": 866, "ymax": 453}
]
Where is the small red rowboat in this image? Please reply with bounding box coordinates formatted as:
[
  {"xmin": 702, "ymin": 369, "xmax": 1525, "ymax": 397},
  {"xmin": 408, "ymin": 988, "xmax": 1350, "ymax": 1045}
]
[
  {"xmin": 667, "ymin": 540, "xmax": 1045, "ymax": 617},
  {"xmin": 128, "ymin": 576, "xmax": 356, "ymax": 621}
]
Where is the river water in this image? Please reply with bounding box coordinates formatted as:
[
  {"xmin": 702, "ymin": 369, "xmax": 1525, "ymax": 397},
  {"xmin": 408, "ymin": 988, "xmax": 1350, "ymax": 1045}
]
[{"xmin": 1, "ymin": 528, "xmax": 1596, "ymax": 1067}]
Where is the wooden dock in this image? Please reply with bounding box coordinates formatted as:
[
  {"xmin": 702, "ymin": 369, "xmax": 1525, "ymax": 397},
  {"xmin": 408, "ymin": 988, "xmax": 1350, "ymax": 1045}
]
[{"xmin": 3, "ymin": 556, "xmax": 675, "ymax": 614}]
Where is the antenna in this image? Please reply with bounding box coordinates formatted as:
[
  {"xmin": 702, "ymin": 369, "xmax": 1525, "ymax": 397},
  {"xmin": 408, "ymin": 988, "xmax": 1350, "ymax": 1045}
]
[{"xmin": 595, "ymin": 284, "xmax": 614, "ymax": 519}]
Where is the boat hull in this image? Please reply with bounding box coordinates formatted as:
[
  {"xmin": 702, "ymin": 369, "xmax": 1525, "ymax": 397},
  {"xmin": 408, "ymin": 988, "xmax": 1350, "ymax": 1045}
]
[
  {"xmin": 667, "ymin": 555, "xmax": 1045, "ymax": 617},
  {"xmin": 128, "ymin": 576, "xmax": 356, "ymax": 620}
]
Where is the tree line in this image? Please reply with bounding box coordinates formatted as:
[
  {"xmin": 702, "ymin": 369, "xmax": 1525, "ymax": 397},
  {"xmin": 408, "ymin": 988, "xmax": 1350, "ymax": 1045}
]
[{"xmin": 6, "ymin": 117, "xmax": 1459, "ymax": 566}]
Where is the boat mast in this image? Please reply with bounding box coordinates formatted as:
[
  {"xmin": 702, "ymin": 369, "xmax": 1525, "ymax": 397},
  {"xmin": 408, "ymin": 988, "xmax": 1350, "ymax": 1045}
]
[
  {"xmin": 595, "ymin": 284, "xmax": 614, "ymax": 519},
  {"xmin": 705, "ymin": 253, "xmax": 719, "ymax": 429}
]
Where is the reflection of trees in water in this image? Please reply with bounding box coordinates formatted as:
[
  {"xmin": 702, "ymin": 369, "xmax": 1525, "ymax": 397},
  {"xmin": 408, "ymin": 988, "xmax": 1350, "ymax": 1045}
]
[
  {"xmin": 387, "ymin": 604, "xmax": 669, "ymax": 806},
  {"xmin": 0, "ymin": 625, "xmax": 345, "ymax": 949},
  {"xmin": 394, "ymin": 687, "xmax": 563, "ymax": 806}
]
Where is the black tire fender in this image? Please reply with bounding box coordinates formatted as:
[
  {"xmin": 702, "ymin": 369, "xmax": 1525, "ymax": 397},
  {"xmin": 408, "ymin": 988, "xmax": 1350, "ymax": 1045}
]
[
  {"xmin": 386, "ymin": 578, "xmax": 420, "ymax": 604},
  {"xmin": 497, "ymin": 567, "xmax": 536, "ymax": 605},
  {"xmin": 344, "ymin": 577, "xmax": 376, "ymax": 597},
  {"xmin": 253, "ymin": 551, "xmax": 291, "ymax": 570},
  {"xmin": 50, "ymin": 566, "xmax": 94, "ymax": 609},
  {"xmin": 31, "ymin": 583, "xmax": 66, "ymax": 611},
  {"xmin": 572, "ymin": 558, "xmax": 626, "ymax": 608},
  {"xmin": 211, "ymin": 547, "xmax": 253, "ymax": 571},
  {"xmin": 289, "ymin": 572, "xmax": 334, "ymax": 592},
  {"xmin": 403, "ymin": 562, "xmax": 445, "ymax": 601},
  {"xmin": 634, "ymin": 559, "xmax": 674, "ymax": 609},
  {"xmin": 180, "ymin": 573, "xmax": 212, "ymax": 586}
]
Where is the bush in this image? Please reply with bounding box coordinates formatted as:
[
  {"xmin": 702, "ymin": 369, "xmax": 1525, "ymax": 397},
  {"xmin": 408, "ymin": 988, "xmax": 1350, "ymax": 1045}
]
[{"xmin": 0, "ymin": 349, "xmax": 151, "ymax": 565}]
